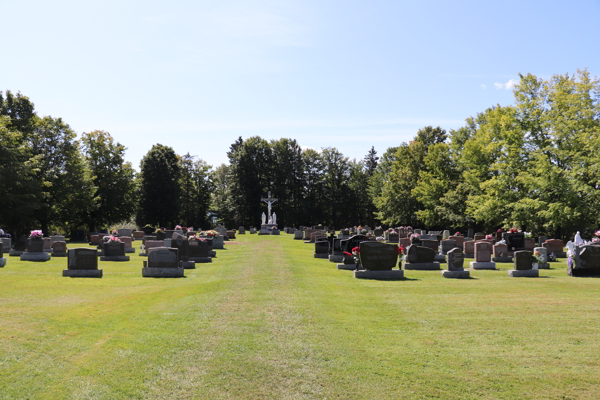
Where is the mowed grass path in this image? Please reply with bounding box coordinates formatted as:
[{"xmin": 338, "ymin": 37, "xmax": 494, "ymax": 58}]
[{"xmin": 1, "ymin": 234, "xmax": 600, "ymax": 399}]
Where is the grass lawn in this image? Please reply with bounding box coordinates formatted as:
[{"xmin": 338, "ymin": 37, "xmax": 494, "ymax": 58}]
[{"xmin": 1, "ymin": 234, "xmax": 599, "ymax": 399}]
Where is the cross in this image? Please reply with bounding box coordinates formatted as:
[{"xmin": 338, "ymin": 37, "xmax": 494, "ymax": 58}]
[{"xmin": 261, "ymin": 191, "xmax": 278, "ymax": 221}]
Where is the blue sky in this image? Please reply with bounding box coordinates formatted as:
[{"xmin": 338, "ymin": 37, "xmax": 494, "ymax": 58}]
[{"xmin": 2, "ymin": 0, "xmax": 599, "ymax": 169}]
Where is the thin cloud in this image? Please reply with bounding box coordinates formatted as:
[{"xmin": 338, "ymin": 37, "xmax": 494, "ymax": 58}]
[
  {"xmin": 480, "ymin": 84, "xmax": 487, "ymax": 89},
  {"xmin": 494, "ymin": 79, "xmax": 519, "ymax": 90}
]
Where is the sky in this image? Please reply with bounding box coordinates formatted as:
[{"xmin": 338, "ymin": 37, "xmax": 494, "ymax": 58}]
[{"xmin": 2, "ymin": 0, "xmax": 599, "ymax": 170}]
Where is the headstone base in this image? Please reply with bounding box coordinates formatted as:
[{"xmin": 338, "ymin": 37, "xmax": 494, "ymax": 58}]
[
  {"xmin": 303, "ymin": 240, "xmax": 312, "ymax": 244},
  {"xmin": 0, "ymin": 258, "xmax": 6, "ymax": 267},
  {"xmin": 188, "ymin": 257, "xmax": 212, "ymax": 263},
  {"xmin": 259, "ymin": 229, "xmax": 270, "ymax": 235},
  {"xmin": 20, "ymin": 252, "xmax": 51, "ymax": 262},
  {"xmin": 125, "ymin": 248, "xmax": 135, "ymax": 253},
  {"xmin": 313, "ymin": 252, "xmax": 329, "ymax": 259},
  {"xmin": 44, "ymin": 249, "xmax": 53, "ymax": 253},
  {"xmin": 329, "ymin": 255, "xmax": 344, "ymax": 263},
  {"xmin": 63, "ymin": 269, "xmax": 103, "ymax": 278},
  {"xmin": 271, "ymin": 229, "xmax": 280, "ymax": 235},
  {"xmin": 569, "ymin": 267, "xmax": 600, "ymax": 277},
  {"xmin": 182, "ymin": 261, "xmax": 196, "ymax": 269},
  {"xmin": 354, "ymin": 270, "xmax": 404, "ymax": 280},
  {"xmin": 212, "ymin": 242, "xmax": 224, "ymax": 249},
  {"xmin": 99, "ymin": 256, "xmax": 130, "ymax": 262},
  {"xmin": 9, "ymin": 250, "xmax": 23, "ymax": 257},
  {"xmin": 469, "ymin": 261, "xmax": 497, "ymax": 270},
  {"xmin": 536, "ymin": 263, "xmax": 549, "ymax": 269},
  {"xmin": 52, "ymin": 252, "xmax": 68, "ymax": 257},
  {"xmin": 139, "ymin": 252, "xmax": 148, "ymax": 257},
  {"xmin": 209, "ymin": 250, "xmax": 216, "ymax": 257},
  {"xmin": 434, "ymin": 254, "xmax": 446, "ymax": 263},
  {"xmin": 142, "ymin": 267, "xmax": 184, "ymax": 278},
  {"xmin": 404, "ymin": 262, "xmax": 441, "ymax": 270},
  {"xmin": 441, "ymin": 270, "xmax": 470, "ymax": 279},
  {"xmin": 337, "ymin": 264, "xmax": 357, "ymax": 270},
  {"xmin": 492, "ymin": 256, "xmax": 512, "ymax": 263},
  {"xmin": 508, "ymin": 269, "xmax": 539, "ymax": 277}
]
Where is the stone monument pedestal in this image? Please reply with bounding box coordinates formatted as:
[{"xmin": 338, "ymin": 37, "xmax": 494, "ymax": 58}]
[
  {"xmin": 508, "ymin": 269, "xmax": 539, "ymax": 277},
  {"xmin": 313, "ymin": 252, "xmax": 328, "ymax": 259},
  {"xmin": 354, "ymin": 270, "xmax": 404, "ymax": 280},
  {"xmin": 20, "ymin": 252, "xmax": 51, "ymax": 262},
  {"xmin": 404, "ymin": 262, "xmax": 441, "ymax": 270},
  {"xmin": 0, "ymin": 258, "xmax": 6, "ymax": 267},
  {"xmin": 9, "ymin": 250, "xmax": 23, "ymax": 257},
  {"xmin": 434, "ymin": 254, "xmax": 446, "ymax": 263},
  {"xmin": 125, "ymin": 248, "xmax": 135, "ymax": 254},
  {"xmin": 337, "ymin": 263, "xmax": 357, "ymax": 270},
  {"xmin": 142, "ymin": 267, "xmax": 184, "ymax": 278},
  {"xmin": 63, "ymin": 269, "xmax": 103, "ymax": 278},
  {"xmin": 100, "ymin": 255, "xmax": 130, "ymax": 262},
  {"xmin": 441, "ymin": 270, "xmax": 470, "ymax": 279},
  {"xmin": 52, "ymin": 252, "xmax": 68, "ymax": 257},
  {"xmin": 182, "ymin": 261, "xmax": 196, "ymax": 269},
  {"xmin": 469, "ymin": 261, "xmax": 496, "ymax": 270},
  {"xmin": 329, "ymin": 254, "xmax": 344, "ymax": 263},
  {"xmin": 188, "ymin": 257, "xmax": 211, "ymax": 263}
]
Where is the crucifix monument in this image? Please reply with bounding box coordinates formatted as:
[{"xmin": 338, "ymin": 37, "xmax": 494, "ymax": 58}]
[{"xmin": 260, "ymin": 191, "xmax": 280, "ymax": 235}]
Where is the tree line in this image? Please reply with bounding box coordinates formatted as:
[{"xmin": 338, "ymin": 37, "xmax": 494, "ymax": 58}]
[{"xmin": 1, "ymin": 69, "xmax": 598, "ymax": 240}]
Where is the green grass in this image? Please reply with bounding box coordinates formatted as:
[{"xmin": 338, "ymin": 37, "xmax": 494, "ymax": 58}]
[{"xmin": 1, "ymin": 235, "xmax": 599, "ymax": 399}]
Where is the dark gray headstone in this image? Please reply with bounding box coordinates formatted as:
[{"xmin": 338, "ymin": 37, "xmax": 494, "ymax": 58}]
[
  {"xmin": 188, "ymin": 239, "xmax": 209, "ymax": 258},
  {"xmin": 441, "ymin": 239, "xmax": 457, "ymax": 255},
  {"xmin": 359, "ymin": 242, "xmax": 398, "ymax": 271},
  {"xmin": 405, "ymin": 245, "xmax": 436, "ymax": 263},
  {"xmin": 446, "ymin": 248, "xmax": 465, "ymax": 271},
  {"xmin": 68, "ymin": 248, "xmax": 98, "ymax": 270},
  {"xmin": 343, "ymin": 235, "xmax": 370, "ymax": 253},
  {"xmin": 503, "ymin": 232, "xmax": 525, "ymax": 251},
  {"xmin": 467, "ymin": 228, "xmax": 474, "ymax": 238},
  {"xmin": 575, "ymin": 244, "xmax": 600, "ymax": 270},
  {"xmin": 27, "ymin": 238, "xmax": 44, "ymax": 253},
  {"xmin": 333, "ymin": 239, "xmax": 343, "ymax": 255},
  {"xmin": 148, "ymin": 247, "xmax": 179, "ymax": 268},
  {"xmin": 104, "ymin": 241, "xmax": 125, "ymax": 257},
  {"xmin": 514, "ymin": 250, "xmax": 533, "ymax": 270},
  {"xmin": 315, "ymin": 241, "xmax": 329, "ymax": 255}
]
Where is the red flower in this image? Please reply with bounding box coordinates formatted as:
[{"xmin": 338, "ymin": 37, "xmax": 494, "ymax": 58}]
[
  {"xmin": 352, "ymin": 247, "xmax": 360, "ymax": 254},
  {"xmin": 343, "ymin": 251, "xmax": 353, "ymax": 257},
  {"xmin": 396, "ymin": 246, "xmax": 404, "ymax": 255}
]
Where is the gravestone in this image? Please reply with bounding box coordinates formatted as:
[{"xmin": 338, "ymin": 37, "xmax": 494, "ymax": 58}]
[
  {"xmin": 52, "ymin": 241, "xmax": 68, "ymax": 257},
  {"xmin": 100, "ymin": 241, "xmax": 130, "ymax": 262},
  {"xmin": 509, "ymin": 250, "xmax": 539, "ymax": 277},
  {"xmin": 63, "ymin": 248, "xmax": 102, "ymax": 277},
  {"xmin": 441, "ymin": 239, "xmax": 457, "ymax": 255},
  {"xmin": 117, "ymin": 228, "xmax": 133, "ymax": 238},
  {"xmin": 294, "ymin": 230, "xmax": 304, "ymax": 240},
  {"xmin": 238, "ymin": 226, "xmax": 245, "ymax": 234},
  {"xmin": 538, "ymin": 236, "xmax": 548, "ymax": 246},
  {"xmin": 142, "ymin": 247, "xmax": 184, "ymax": 278},
  {"xmin": 374, "ymin": 228, "xmax": 384, "ymax": 237},
  {"xmin": 141, "ymin": 240, "xmax": 164, "ymax": 256},
  {"xmin": 420, "ymin": 239, "xmax": 438, "ymax": 252},
  {"xmin": 533, "ymin": 246, "xmax": 548, "ymax": 269},
  {"xmin": 329, "ymin": 238, "xmax": 344, "ymax": 263},
  {"xmin": 188, "ymin": 239, "xmax": 212, "ymax": 263},
  {"xmin": 20, "ymin": 238, "xmax": 51, "ymax": 262},
  {"xmin": 142, "ymin": 226, "xmax": 155, "ymax": 235},
  {"xmin": 403, "ymin": 245, "xmax": 440, "ymax": 270},
  {"xmin": 399, "ymin": 238, "xmax": 412, "ymax": 250},
  {"xmin": 387, "ymin": 232, "xmax": 399, "ymax": 243},
  {"xmin": 448, "ymin": 235, "xmax": 464, "ymax": 249},
  {"xmin": 492, "ymin": 243, "xmax": 512, "ymax": 263},
  {"xmin": 524, "ymin": 238, "xmax": 535, "ymax": 251},
  {"xmin": 50, "ymin": 235, "xmax": 65, "ymax": 243},
  {"xmin": 155, "ymin": 231, "xmax": 166, "ymax": 241},
  {"xmin": 43, "ymin": 237, "xmax": 53, "ymax": 253},
  {"xmin": 442, "ymin": 230, "xmax": 450, "ymax": 239},
  {"xmin": 0, "ymin": 242, "xmax": 5, "ymax": 267},
  {"xmin": 473, "ymin": 233, "xmax": 485, "ymax": 241},
  {"xmin": 227, "ymin": 230, "xmax": 236, "ymax": 239},
  {"xmin": 133, "ymin": 231, "xmax": 145, "ymax": 240},
  {"xmin": 170, "ymin": 234, "xmax": 189, "ymax": 260},
  {"xmin": 467, "ymin": 228, "xmax": 474, "ymax": 239},
  {"xmin": 543, "ymin": 239, "xmax": 566, "ymax": 258},
  {"xmin": 164, "ymin": 230, "xmax": 175, "ymax": 239},
  {"xmin": 250, "ymin": 227, "xmax": 257, "ymax": 234},
  {"xmin": 503, "ymin": 232, "xmax": 525, "ymax": 251},
  {"xmin": 354, "ymin": 242, "xmax": 403, "ymax": 280},
  {"xmin": 314, "ymin": 241, "xmax": 329, "ymax": 259},
  {"xmin": 211, "ymin": 235, "xmax": 224, "ymax": 249},
  {"xmin": 570, "ymin": 244, "xmax": 600, "ymax": 277},
  {"xmin": 469, "ymin": 242, "xmax": 496, "ymax": 270},
  {"xmin": 120, "ymin": 236, "xmax": 135, "ymax": 253},
  {"xmin": 336, "ymin": 235, "xmax": 369, "ymax": 270},
  {"xmin": 442, "ymin": 248, "xmax": 469, "ymax": 278},
  {"xmin": 1, "ymin": 238, "xmax": 12, "ymax": 258}
]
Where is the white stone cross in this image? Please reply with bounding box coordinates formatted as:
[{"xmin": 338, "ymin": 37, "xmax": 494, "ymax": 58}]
[{"xmin": 261, "ymin": 191, "xmax": 278, "ymax": 224}]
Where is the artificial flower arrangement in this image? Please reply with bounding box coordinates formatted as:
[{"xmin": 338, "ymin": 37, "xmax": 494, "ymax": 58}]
[
  {"xmin": 199, "ymin": 230, "xmax": 218, "ymax": 237},
  {"xmin": 112, "ymin": 230, "xmax": 118, "ymax": 235},
  {"xmin": 593, "ymin": 230, "xmax": 600, "ymax": 243},
  {"xmin": 156, "ymin": 229, "xmax": 164, "ymax": 233},
  {"xmin": 410, "ymin": 233, "xmax": 420, "ymax": 240},
  {"xmin": 388, "ymin": 229, "xmax": 397, "ymax": 234},
  {"xmin": 508, "ymin": 227, "xmax": 520, "ymax": 233},
  {"xmin": 376, "ymin": 237, "xmax": 385, "ymax": 242},
  {"xmin": 104, "ymin": 235, "xmax": 122, "ymax": 243},
  {"xmin": 455, "ymin": 231, "xmax": 461, "ymax": 236},
  {"xmin": 485, "ymin": 234, "xmax": 493, "ymax": 240},
  {"xmin": 175, "ymin": 225, "xmax": 183, "ymax": 230},
  {"xmin": 29, "ymin": 230, "xmax": 43, "ymax": 239},
  {"xmin": 532, "ymin": 250, "xmax": 545, "ymax": 264},
  {"xmin": 497, "ymin": 228, "xmax": 504, "ymax": 233}
]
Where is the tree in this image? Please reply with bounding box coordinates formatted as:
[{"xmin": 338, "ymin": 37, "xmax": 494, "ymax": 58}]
[
  {"xmin": 270, "ymin": 138, "xmax": 304, "ymax": 228},
  {"xmin": 211, "ymin": 164, "xmax": 236, "ymax": 227},
  {"xmin": 81, "ymin": 130, "xmax": 136, "ymax": 232},
  {"xmin": 301, "ymin": 148, "xmax": 325, "ymax": 226},
  {"xmin": 178, "ymin": 153, "xmax": 213, "ymax": 229},
  {"xmin": 137, "ymin": 144, "xmax": 181, "ymax": 227}
]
